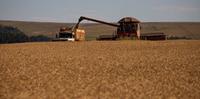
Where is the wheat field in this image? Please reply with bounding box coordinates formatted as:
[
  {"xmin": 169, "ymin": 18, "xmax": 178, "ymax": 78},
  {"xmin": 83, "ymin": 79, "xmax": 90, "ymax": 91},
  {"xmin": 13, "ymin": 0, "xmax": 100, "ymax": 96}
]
[{"xmin": 0, "ymin": 40, "xmax": 200, "ymax": 99}]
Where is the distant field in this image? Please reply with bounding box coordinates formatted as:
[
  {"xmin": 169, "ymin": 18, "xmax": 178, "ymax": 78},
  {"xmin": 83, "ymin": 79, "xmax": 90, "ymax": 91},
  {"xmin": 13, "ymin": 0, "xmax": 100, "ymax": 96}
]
[
  {"xmin": 0, "ymin": 40, "xmax": 200, "ymax": 98},
  {"xmin": 0, "ymin": 20, "xmax": 200, "ymax": 40}
]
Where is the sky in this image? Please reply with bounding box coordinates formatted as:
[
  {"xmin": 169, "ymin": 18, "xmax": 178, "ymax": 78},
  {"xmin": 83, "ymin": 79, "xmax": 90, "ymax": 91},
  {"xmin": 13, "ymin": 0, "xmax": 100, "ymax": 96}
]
[{"xmin": 0, "ymin": 0, "xmax": 200, "ymax": 22}]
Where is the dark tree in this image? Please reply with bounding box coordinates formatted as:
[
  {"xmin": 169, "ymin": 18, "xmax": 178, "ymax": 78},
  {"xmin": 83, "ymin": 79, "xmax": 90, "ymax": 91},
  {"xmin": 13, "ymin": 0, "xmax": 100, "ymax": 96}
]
[{"xmin": 0, "ymin": 25, "xmax": 29, "ymax": 43}]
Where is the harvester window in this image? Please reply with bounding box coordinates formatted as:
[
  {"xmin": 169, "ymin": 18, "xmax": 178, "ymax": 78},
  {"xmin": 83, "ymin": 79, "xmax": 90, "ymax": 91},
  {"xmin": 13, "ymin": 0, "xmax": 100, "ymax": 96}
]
[{"xmin": 120, "ymin": 24, "xmax": 137, "ymax": 33}]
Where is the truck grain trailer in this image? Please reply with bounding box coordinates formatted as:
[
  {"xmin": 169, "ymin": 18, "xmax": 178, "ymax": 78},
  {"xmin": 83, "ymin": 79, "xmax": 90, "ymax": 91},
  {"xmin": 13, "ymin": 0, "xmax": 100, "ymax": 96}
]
[{"xmin": 53, "ymin": 27, "xmax": 85, "ymax": 41}]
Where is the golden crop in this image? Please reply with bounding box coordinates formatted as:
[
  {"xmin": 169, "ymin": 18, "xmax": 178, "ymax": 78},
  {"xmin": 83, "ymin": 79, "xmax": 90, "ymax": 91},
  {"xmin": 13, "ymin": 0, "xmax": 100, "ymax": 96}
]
[{"xmin": 0, "ymin": 40, "xmax": 200, "ymax": 99}]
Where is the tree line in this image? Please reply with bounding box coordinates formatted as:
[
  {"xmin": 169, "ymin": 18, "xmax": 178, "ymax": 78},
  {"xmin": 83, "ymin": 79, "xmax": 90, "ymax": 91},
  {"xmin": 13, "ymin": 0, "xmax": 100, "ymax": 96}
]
[{"xmin": 0, "ymin": 25, "xmax": 51, "ymax": 44}]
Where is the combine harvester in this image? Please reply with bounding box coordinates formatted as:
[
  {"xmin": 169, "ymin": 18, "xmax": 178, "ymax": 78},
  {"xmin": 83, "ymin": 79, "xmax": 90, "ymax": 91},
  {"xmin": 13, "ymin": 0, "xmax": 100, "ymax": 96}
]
[
  {"xmin": 53, "ymin": 16, "xmax": 166, "ymax": 41},
  {"xmin": 74, "ymin": 16, "xmax": 141, "ymax": 40}
]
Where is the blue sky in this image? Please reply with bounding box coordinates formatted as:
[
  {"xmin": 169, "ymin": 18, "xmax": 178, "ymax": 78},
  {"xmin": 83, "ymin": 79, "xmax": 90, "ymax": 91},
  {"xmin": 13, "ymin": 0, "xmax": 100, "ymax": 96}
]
[{"xmin": 0, "ymin": 0, "xmax": 200, "ymax": 22}]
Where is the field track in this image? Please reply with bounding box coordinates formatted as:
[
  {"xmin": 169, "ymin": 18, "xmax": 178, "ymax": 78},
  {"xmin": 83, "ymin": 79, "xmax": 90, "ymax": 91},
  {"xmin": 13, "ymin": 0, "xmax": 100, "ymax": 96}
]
[{"xmin": 0, "ymin": 40, "xmax": 200, "ymax": 98}]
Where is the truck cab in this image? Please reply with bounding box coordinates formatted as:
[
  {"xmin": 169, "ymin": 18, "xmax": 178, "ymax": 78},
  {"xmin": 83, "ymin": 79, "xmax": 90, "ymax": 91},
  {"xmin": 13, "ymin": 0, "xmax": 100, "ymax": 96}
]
[
  {"xmin": 53, "ymin": 27, "xmax": 75, "ymax": 41},
  {"xmin": 55, "ymin": 31, "xmax": 75, "ymax": 41}
]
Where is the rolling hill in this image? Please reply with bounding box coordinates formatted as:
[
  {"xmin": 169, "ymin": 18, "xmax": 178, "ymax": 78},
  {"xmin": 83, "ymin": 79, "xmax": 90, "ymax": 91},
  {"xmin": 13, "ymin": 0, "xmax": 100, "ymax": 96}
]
[{"xmin": 0, "ymin": 20, "xmax": 200, "ymax": 40}]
